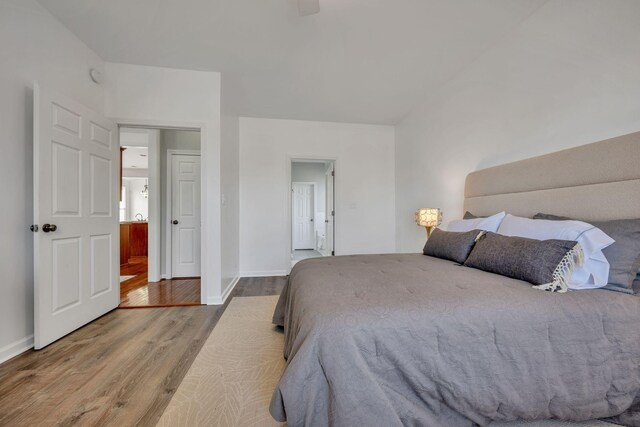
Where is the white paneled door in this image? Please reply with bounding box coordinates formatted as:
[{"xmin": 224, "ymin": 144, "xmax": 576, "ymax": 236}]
[
  {"xmin": 33, "ymin": 83, "xmax": 119, "ymax": 349},
  {"xmin": 171, "ymin": 154, "xmax": 201, "ymax": 277},
  {"xmin": 292, "ymin": 183, "xmax": 315, "ymax": 250}
]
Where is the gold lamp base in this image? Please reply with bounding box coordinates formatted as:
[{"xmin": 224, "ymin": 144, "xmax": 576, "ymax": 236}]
[{"xmin": 425, "ymin": 226, "xmax": 435, "ymax": 238}]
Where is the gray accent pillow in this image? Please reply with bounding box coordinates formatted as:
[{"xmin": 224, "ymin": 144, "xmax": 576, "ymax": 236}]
[
  {"xmin": 423, "ymin": 228, "xmax": 482, "ymax": 264},
  {"xmin": 463, "ymin": 211, "xmax": 487, "ymax": 220},
  {"xmin": 534, "ymin": 213, "xmax": 640, "ymax": 294},
  {"xmin": 464, "ymin": 232, "xmax": 579, "ymax": 291}
]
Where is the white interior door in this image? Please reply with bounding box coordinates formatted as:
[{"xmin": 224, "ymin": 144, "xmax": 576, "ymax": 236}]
[
  {"xmin": 292, "ymin": 183, "xmax": 315, "ymax": 250},
  {"xmin": 325, "ymin": 167, "xmax": 334, "ymax": 256},
  {"xmin": 33, "ymin": 83, "xmax": 119, "ymax": 349},
  {"xmin": 171, "ymin": 154, "xmax": 201, "ymax": 277}
]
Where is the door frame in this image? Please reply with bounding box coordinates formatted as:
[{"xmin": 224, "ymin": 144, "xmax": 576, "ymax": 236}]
[
  {"xmin": 291, "ymin": 181, "xmax": 316, "ymax": 251},
  {"xmin": 112, "ymin": 118, "xmax": 210, "ymax": 305},
  {"xmin": 324, "ymin": 163, "xmax": 335, "ymax": 256},
  {"xmin": 286, "ymin": 156, "xmax": 337, "ymax": 266},
  {"xmin": 166, "ymin": 149, "xmax": 201, "ymax": 279}
]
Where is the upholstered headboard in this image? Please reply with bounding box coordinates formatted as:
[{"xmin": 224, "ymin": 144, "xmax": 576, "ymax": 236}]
[{"xmin": 464, "ymin": 132, "xmax": 640, "ymax": 221}]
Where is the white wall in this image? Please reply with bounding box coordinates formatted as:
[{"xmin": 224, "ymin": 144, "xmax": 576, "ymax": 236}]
[
  {"xmin": 240, "ymin": 118, "xmax": 396, "ymax": 275},
  {"xmin": 220, "ymin": 115, "xmax": 240, "ymax": 296},
  {"xmin": 0, "ymin": 0, "xmax": 105, "ymax": 362},
  {"xmin": 159, "ymin": 129, "xmax": 201, "ymax": 276},
  {"xmin": 104, "ymin": 62, "xmax": 222, "ymax": 304},
  {"xmin": 292, "ymin": 162, "xmax": 328, "ymax": 242},
  {"xmin": 395, "ymin": 0, "xmax": 640, "ymax": 253},
  {"xmin": 122, "ymin": 168, "xmax": 149, "ymax": 178}
]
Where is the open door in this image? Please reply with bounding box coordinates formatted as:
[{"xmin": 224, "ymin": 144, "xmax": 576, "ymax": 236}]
[
  {"xmin": 33, "ymin": 83, "xmax": 119, "ymax": 349},
  {"xmin": 325, "ymin": 166, "xmax": 335, "ymax": 256}
]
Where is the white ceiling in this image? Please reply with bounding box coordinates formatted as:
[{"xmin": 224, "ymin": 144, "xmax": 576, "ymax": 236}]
[
  {"xmin": 122, "ymin": 146, "xmax": 149, "ymax": 169},
  {"xmin": 38, "ymin": 0, "xmax": 546, "ymax": 125}
]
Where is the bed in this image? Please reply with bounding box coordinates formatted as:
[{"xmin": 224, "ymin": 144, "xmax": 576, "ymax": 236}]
[{"xmin": 270, "ymin": 132, "xmax": 640, "ymax": 426}]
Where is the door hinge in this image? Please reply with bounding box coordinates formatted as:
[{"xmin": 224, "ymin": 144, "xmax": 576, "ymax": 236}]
[
  {"xmin": 331, "ymin": 170, "xmax": 334, "ymax": 177},
  {"xmin": 331, "ymin": 210, "xmax": 335, "ymax": 217},
  {"xmin": 30, "ymin": 224, "xmax": 38, "ymax": 232},
  {"xmin": 331, "ymin": 250, "xmax": 335, "ymax": 256}
]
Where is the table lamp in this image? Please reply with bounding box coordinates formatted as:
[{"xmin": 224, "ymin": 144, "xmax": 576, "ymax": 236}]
[{"xmin": 415, "ymin": 208, "xmax": 442, "ymax": 238}]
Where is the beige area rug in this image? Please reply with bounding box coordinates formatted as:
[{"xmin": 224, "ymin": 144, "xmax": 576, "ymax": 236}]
[
  {"xmin": 157, "ymin": 296, "xmax": 617, "ymax": 427},
  {"xmin": 157, "ymin": 296, "xmax": 285, "ymax": 427}
]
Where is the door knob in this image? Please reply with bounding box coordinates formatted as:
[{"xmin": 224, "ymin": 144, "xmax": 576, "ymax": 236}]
[
  {"xmin": 42, "ymin": 224, "xmax": 57, "ymax": 233},
  {"xmin": 172, "ymin": 220, "xmax": 179, "ymax": 225},
  {"xmin": 310, "ymin": 218, "xmax": 314, "ymax": 222}
]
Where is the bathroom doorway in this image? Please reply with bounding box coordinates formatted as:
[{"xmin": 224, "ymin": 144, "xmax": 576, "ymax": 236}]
[{"xmin": 290, "ymin": 159, "xmax": 335, "ymax": 267}]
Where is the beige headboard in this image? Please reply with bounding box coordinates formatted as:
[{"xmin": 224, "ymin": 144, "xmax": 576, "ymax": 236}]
[{"xmin": 464, "ymin": 132, "xmax": 640, "ymax": 221}]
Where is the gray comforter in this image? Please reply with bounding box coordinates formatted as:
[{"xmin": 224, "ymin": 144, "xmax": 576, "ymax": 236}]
[{"xmin": 270, "ymin": 254, "xmax": 640, "ymax": 426}]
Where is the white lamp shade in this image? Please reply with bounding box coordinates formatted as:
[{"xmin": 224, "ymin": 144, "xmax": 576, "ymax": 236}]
[{"xmin": 415, "ymin": 208, "xmax": 442, "ymax": 228}]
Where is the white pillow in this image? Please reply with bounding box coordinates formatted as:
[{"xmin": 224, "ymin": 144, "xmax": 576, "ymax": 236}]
[
  {"xmin": 497, "ymin": 214, "xmax": 615, "ymax": 289},
  {"xmin": 446, "ymin": 211, "xmax": 506, "ymax": 233}
]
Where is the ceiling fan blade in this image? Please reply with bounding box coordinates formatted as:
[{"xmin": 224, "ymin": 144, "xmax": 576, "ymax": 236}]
[{"xmin": 298, "ymin": 0, "xmax": 320, "ymax": 16}]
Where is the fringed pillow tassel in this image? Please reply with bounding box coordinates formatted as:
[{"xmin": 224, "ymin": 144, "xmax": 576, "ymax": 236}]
[
  {"xmin": 533, "ymin": 243, "xmax": 584, "ymax": 293},
  {"xmin": 474, "ymin": 230, "xmax": 487, "ymax": 241}
]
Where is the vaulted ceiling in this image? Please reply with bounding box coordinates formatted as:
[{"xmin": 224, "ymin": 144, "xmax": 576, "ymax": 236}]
[{"xmin": 38, "ymin": 0, "xmax": 546, "ymax": 124}]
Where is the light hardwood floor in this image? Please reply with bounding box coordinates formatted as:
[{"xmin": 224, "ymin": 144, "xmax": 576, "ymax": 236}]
[{"xmin": 0, "ymin": 277, "xmax": 286, "ymax": 427}]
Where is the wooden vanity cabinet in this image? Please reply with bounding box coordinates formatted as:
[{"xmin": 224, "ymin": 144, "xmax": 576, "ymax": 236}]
[{"xmin": 120, "ymin": 222, "xmax": 148, "ymax": 266}]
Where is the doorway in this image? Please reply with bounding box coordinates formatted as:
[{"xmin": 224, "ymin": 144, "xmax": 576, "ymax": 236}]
[
  {"xmin": 118, "ymin": 127, "xmax": 202, "ymax": 308},
  {"xmin": 290, "ymin": 160, "xmax": 335, "ymax": 266}
]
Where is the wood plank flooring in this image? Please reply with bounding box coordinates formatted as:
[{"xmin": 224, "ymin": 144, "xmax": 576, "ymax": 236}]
[
  {"xmin": 0, "ymin": 276, "xmax": 287, "ymax": 427},
  {"xmin": 119, "ymin": 258, "xmax": 202, "ymax": 308}
]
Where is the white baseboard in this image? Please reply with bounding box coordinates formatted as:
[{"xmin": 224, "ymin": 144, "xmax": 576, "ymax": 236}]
[
  {"xmin": 207, "ymin": 275, "xmax": 240, "ymax": 305},
  {"xmin": 0, "ymin": 335, "xmax": 34, "ymax": 365},
  {"xmin": 240, "ymin": 270, "xmax": 289, "ymax": 278}
]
